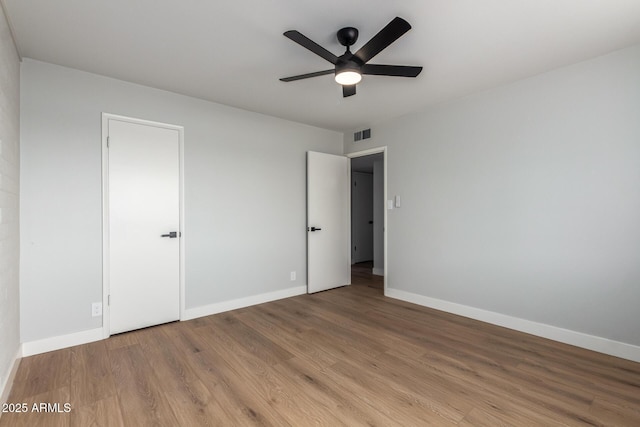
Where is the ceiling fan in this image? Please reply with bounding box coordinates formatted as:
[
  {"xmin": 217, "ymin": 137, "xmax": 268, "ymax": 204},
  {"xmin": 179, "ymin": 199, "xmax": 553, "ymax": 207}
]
[{"xmin": 280, "ymin": 17, "xmax": 422, "ymax": 97}]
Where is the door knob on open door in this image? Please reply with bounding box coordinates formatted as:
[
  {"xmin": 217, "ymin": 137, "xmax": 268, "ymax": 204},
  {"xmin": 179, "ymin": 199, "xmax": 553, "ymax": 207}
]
[
  {"xmin": 161, "ymin": 231, "xmax": 178, "ymax": 238},
  {"xmin": 309, "ymin": 227, "xmax": 322, "ymax": 232}
]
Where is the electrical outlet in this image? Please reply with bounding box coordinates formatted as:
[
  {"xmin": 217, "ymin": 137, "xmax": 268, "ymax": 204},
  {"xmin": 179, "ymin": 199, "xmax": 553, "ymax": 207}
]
[
  {"xmin": 92, "ymin": 302, "xmax": 102, "ymax": 317},
  {"xmin": 290, "ymin": 271, "xmax": 296, "ymax": 281}
]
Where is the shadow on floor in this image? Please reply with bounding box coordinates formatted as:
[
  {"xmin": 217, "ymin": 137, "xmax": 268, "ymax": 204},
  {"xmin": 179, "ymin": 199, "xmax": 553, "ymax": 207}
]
[{"xmin": 351, "ymin": 261, "xmax": 383, "ymax": 291}]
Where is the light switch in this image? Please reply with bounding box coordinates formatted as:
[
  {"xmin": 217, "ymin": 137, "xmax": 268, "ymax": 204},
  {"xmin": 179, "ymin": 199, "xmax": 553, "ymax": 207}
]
[{"xmin": 394, "ymin": 196, "xmax": 401, "ymax": 208}]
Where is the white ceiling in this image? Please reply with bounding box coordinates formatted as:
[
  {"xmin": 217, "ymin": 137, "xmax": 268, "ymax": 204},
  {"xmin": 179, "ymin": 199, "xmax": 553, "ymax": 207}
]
[{"xmin": 4, "ymin": 0, "xmax": 640, "ymax": 131}]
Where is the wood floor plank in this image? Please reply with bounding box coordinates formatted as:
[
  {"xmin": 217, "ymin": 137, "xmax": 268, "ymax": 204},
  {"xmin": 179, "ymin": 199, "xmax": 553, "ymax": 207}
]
[
  {"xmin": 103, "ymin": 328, "xmax": 142, "ymax": 350},
  {"xmin": 518, "ymin": 357, "xmax": 640, "ymax": 406},
  {"xmin": 326, "ymin": 357, "xmax": 464, "ymax": 425},
  {"xmin": 289, "ymin": 292, "xmax": 429, "ymax": 359},
  {"xmin": 8, "ymin": 349, "xmax": 70, "ymax": 401},
  {"xmin": 235, "ymin": 306, "xmax": 338, "ymax": 370},
  {"xmin": 177, "ymin": 325, "xmax": 293, "ymax": 426},
  {"xmin": 137, "ymin": 325, "xmax": 214, "ymax": 407},
  {"xmin": 207, "ymin": 312, "xmax": 295, "ymax": 366},
  {"xmin": 0, "ymin": 386, "xmax": 71, "ymax": 427},
  {"xmin": 270, "ymin": 298, "xmax": 390, "ymax": 358},
  {"xmin": 270, "ymin": 356, "xmax": 399, "ymax": 427},
  {"xmin": 70, "ymin": 396, "xmax": 124, "ymax": 427},
  {"xmin": 421, "ymin": 348, "xmax": 595, "ymax": 415},
  {"xmin": 459, "ymin": 407, "xmax": 553, "ymax": 427},
  {"xmin": 70, "ymin": 340, "xmax": 117, "ymax": 408},
  {"xmin": 589, "ymin": 396, "xmax": 640, "ymax": 427},
  {"xmin": 217, "ymin": 349, "xmax": 347, "ymax": 426},
  {"xmin": 183, "ymin": 347, "xmax": 291, "ymax": 426},
  {"xmin": 2, "ymin": 265, "xmax": 639, "ymax": 426},
  {"xmin": 108, "ymin": 344, "xmax": 179, "ymax": 426},
  {"xmin": 161, "ymin": 388, "xmax": 226, "ymax": 427}
]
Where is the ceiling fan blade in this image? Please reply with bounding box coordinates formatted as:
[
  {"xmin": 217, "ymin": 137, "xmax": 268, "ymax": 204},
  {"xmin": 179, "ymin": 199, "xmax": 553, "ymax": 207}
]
[
  {"xmin": 280, "ymin": 69, "xmax": 334, "ymax": 82},
  {"xmin": 284, "ymin": 31, "xmax": 338, "ymax": 64},
  {"xmin": 343, "ymin": 85, "xmax": 356, "ymax": 97},
  {"xmin": 353, "ymin": 17, "xmax": 411, "ymax": 64},
  {"xmin": 362, "ymin": 64, "xmax": 422, "ymax": 77}
]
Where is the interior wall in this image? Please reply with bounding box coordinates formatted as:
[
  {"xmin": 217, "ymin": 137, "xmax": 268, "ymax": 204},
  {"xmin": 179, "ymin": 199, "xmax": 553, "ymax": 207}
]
[
  {"xmin": 372, "ymin": 159, "xmax": 384, "ymax": 275},
  {"xmin": 344, "ymin": 44, "xmax": 640, "ymax": 348},
  {"xmin": 0, "ymin": 4, "xmax": 21, "ymax": 400},
  {"xmin": 20, "ymin": 59, "xmax": 343, "ymax": 343},
  {"xmin": 351, "ymin": 171, "xmax": 373, "ymax": 263}
]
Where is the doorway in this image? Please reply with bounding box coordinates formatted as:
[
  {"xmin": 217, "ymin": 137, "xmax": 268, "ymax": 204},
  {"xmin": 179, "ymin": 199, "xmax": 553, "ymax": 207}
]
[
  {"xmin": 102, "ymin": 114, "xmax": 185, "ymax": 337},
  {"xmin": 349, "ymin": 149, "xmax": 386, "ymax": 293}
]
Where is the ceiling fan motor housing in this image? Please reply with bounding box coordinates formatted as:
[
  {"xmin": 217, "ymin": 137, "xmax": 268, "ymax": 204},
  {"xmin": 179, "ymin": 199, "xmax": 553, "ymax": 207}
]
[
  {"xmin": 337, "ymin": 27, "xmax": 359, "ymax": 48},
  {"xmin": 336, "ymin": 55, "xmax": 363, "ymax": 74}
]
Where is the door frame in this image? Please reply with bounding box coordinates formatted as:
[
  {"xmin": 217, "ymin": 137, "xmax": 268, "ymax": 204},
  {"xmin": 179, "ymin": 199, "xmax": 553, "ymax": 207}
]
[
  {"xmin": 347, "ymin": 146, "xmax": 388, "ymax": 294},
  {"xmin": 101, "ymin": 113, "xmax": 185, "ymax": 338}
]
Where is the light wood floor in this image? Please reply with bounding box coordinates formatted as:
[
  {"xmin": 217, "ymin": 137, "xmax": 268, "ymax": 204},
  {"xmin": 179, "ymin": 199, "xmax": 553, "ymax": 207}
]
[{"xmin": 2, "ymin": 266, "xmax": 639, "ymax": 426}]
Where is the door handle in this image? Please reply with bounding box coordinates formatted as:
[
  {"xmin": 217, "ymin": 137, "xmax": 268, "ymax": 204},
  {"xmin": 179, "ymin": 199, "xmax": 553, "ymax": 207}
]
[
  {"xmin": 308, "ymin": 227, "xmax": 322, "ymax": 232},
  {"xmin": 161, "ymin": 231, "xmax": 178, "ymax": 238}
]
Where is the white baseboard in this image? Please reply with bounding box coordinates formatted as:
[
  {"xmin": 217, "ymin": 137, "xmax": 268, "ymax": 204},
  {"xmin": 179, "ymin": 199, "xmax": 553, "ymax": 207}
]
[
  {"xmin": 19, "ymin": 286, "xmax": 307, "ymax": 356},
  {"xmin": 21, "ymin": 328, "xmax": 104, "ymax": 357},
  {"xmin": 386, "ymin": 288, "xmax": 640, "ymax": 363},
  {"xmin": 372, "ymin": 267, "xmax": 384, "ymax": 276},
  {"xmin": 0, "ymin": 347, "xmax": 21, "ymax": 412},
  {"xmin": 183, "ymin": 285, "xmax": 307, "ymax": 321}
]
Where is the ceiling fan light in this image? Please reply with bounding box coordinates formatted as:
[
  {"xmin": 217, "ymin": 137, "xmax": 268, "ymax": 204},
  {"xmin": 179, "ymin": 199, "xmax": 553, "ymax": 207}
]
[{"xmin": 335, "ymin": 70, "xmax": 362, "ymax": 85}]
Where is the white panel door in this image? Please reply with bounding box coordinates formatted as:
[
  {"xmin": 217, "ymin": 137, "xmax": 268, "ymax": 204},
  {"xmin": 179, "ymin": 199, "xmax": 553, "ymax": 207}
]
[
  {"xmin": 107, "ymin": 117, "xmax": 180, "ymax": 334},
  {"xmin": 307, "ymin": 151, "xmax": 350, "ymax": 293}
]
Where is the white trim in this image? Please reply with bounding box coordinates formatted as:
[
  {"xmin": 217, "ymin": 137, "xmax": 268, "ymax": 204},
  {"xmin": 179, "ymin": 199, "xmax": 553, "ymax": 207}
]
[
  {"xmin": 101, "ymin": 114, "xmax": 109, "ymax": 338},
  {"xmin": 178, "ymin": 123, "xmax": 186, "ymax": 325},
  {"xmin": 0, "ymin": 347, "xmax": 21, "ymax": 412},
  {"xmin": 183, "ymin": 286, "xmax": 306, "ymax": 321},
  {"xmin": 347, "ymin": 147, "xmax": 387, "ymax": 292},
  {"xmin": 21, "ymin": 328, "xmax": 103, "ymax": 357},
  {"xmin": 101, "ymin": 113, "xmax": 185, "ymax": 339},
  {"xmin": 346, "ymin": 146, "xmax": 387, "ymax": 158},
  {"xmin": 20, "ymin": 285, "xmax": 305, "ymax": 354},
  {"xmin": 372, "ymin": 267, "xmax": 384, "ymax": 276},
  {"xmin": 386, "ymin": 288, "xmax": 640, "ymax": 363}
]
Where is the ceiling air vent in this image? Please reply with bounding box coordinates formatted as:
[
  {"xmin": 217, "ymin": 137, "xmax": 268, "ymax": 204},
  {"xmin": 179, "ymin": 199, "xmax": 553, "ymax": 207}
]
[{"xmin": 353, "ymin": 128, "xmax": 371, "ymax": 142}]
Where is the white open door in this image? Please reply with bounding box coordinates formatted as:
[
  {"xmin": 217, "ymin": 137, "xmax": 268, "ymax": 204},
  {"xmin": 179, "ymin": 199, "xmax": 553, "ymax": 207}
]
[
  {"xmin": 307, "ymin": 151, "xmax": 350, "ymax": 293},
  {"xmin": 105, "ymin": 115, "xmax": 181, "ymax": 335}
]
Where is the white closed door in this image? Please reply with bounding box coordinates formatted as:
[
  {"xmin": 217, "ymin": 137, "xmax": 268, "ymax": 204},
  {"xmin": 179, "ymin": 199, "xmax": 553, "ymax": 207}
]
[
  {"xmin": 106, "ymin": 116, "xmax": 181, "ymax": 334},
  {"xmin": 307, "ymin": 151, "xmax": 350, "ymax": 293}
]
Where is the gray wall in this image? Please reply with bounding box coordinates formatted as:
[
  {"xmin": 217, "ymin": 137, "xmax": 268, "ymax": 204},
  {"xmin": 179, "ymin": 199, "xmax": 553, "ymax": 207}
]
[
  {"xmin": 20, "ymin": 59, "xmax": 342, "ymax": 342},
  {"xmin": 345, "ymin": 44, "xmax": 640, "ymax": 347},
  {"xmin": 372, "ymin": 159, "xmax": 384, "ymax": 275},
  {"xmin": 0, "ymin": 5, "xmax": 20, "ymax": 398},
  {"xmin": 351, "ymin": 171, "xmax": 373, "ymax": 263}
]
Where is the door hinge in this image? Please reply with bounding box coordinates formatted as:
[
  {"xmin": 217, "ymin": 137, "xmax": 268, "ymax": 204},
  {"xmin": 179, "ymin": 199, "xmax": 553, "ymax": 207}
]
[
  {"xmin": 108, "ymin": 295, "xmax": 110, "ymax": 306},
  {"xmin": 106, "ymin": 136, "xmax": 110, "ymax": 148}
]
